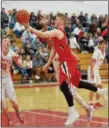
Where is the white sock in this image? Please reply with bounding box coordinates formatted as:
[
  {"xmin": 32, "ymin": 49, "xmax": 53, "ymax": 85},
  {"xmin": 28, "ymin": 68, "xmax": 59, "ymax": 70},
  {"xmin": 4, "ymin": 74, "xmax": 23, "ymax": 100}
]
[
  {"xmin": 74, "ymin": 92, "xmax": 88, "ymax": 109},
  {"xmin": 97, "ymin": 88, "xmax": 103, "ymax": 95},
  {"xmin": 69, "ymin": 106, "xmax": 75, "ymax": 111}
]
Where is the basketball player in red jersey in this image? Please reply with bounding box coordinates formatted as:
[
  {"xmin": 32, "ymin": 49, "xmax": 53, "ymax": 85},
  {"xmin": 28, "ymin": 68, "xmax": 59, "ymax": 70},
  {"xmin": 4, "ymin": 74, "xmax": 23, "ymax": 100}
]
[
  {"xmin": 39, "ymin": 18, "xmax": 94, "ymax": 122},
  {"xmin": 24, "ymin": 13, "xmax": 108, "ymax": 127}
]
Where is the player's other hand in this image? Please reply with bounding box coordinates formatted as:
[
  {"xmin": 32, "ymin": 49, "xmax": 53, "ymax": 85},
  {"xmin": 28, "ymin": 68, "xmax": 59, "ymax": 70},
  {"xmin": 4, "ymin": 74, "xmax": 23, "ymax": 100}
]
[
  {"xmin": 42, "ymin": 64, "xmax": 49, "ymax": 72},
  {"xmin": 27, "ymin": 26, "xmax": 33, "ymax": 33},
  {"xmin": 22, "ymin": 22, "xmax": 29, "ymax": 28}
]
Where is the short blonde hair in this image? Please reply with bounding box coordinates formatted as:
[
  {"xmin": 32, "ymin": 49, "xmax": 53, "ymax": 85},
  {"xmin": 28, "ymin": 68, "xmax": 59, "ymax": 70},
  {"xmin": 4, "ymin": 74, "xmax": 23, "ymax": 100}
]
[{"xmin": 56, "ymin": 13, "xmax": 67, "ymax": 24}]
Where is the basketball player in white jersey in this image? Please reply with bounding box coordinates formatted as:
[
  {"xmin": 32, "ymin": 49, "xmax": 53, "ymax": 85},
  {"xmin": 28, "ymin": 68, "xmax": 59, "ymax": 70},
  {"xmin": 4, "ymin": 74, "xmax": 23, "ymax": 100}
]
[
  {"xmin": 88, "ymin": 40, "xmax": 107, "ymax": 109},
  {"xmin": 1, "ymin": 37, "xmax": 25, "ymax": 126}
]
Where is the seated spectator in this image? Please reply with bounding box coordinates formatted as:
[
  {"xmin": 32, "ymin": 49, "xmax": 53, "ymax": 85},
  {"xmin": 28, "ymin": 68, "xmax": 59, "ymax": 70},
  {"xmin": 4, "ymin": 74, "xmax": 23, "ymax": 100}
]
[
  {"xmin": 23, "ymin": 55, "xmax": 33, "ymax": 84},
  {"xmin": 88, "ymin": 34, "xmax": 94, "ymax": 53},
  {"xmin": 37, "ymin": 10, "xmax": 43, "ymax": 23},
  {"xmin": 13, "ymin": 22, "xmax": 25, "ymax": 37},
  {"xmin": 43, "ymin": 56, "xmax": 56, "ymax": 82},
  {"xmin": 65, "ymin": 23, "xmax": 73, "ymax": 38},
  {"xmin": 34, "ymin": 37, "xmax": 43, "ymax": 51},
  {"xmin": 39, "ymin": 47, "xmax": 49, "ymax": 59},
  {"xmin": 95, "ymin": 36, "xmax": 104, "ymax": 46},
  {"xmin": 69, "ymin": 34, "xmax": 80, "ymax": 49},
  {"xmin": 91, "ymin": 14, "xmax": 97, "ymax": 23},
  {"xmin": 96, "ymin": 27, "xmax": 101, "ymax": 36},
  {"xmin": 21, "ymin": 30, "xmax": 37, "ymax": 47},
  {"xmin": 12, "ymin": 52, "xmax": 28, "ymax": 83},
  {"xmin": 24, "ymin": 42, "xmax": 35, "ymax": 58},
  {"xmin": 18, "ymin": 48, "xmax": 25, "ymax": 60},
  {"xmin": 106, "ymin": 43, "xmax": 109, "ymax": 63},
  {"xmin": 98, "ymin": 15, "xmax": 104, "ymax": 28},
  {"xmin": 10, "ymin": 9, "xmax": 17, "ymax": 29},
  {"xmin": 1, "ymin": 8, "xmax": 9, "ymax": 29},
  {"xmin": 47, "ymin": 63, "xmax": 56, "ymax": 82},
  {"xmin": 79, "ymin": 32, "xmax": 89, "ymax": 53},
  {"xmin": 88, "ymin": 23, "xmax": 97, "ymax": 36},
  {"xmin": 78, "ymin": 30, "xmax": 84, "ymax": 42},
  {"xmin": 10, "ymin": 39, "xmax": 19, "ymax": 52},
  {"xmin": 70, "ymin": 13, "xmax": 76, "ymax": 28},
  {"xmin": 78, "ymin": 11, "xmax": 86, "ymax": 27},
  {"xmin": 85, "ymin": 13, "xmax": 90, "ymax": 24},
  {"xmin": 35, "ymin": 10, "xmax": 43, "ymax": 30},
  {"xmin": 73, "ymin": 24, "xmax": 82, "ymax": 42},
  {"xmin": 29, "ymin": 12, "xmax": 37, "ymax": 28},
  {"xmin": 33, "ymin": 53, "xmax": 44, "ymax": 80},
  {"xmin": 101, "ymin": 28, "xmax": 108, "ymax": 41}
]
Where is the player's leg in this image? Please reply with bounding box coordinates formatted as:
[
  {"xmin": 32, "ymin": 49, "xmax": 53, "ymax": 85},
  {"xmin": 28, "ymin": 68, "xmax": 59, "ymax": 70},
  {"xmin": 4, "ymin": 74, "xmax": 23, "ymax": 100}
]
[
  {"xmin": 2, "ymin": 100, "xmax": 15, "ymax": 126},
  {"xmin": 87, "ymin": 68, "xmax": 95, "ymax": 105},
  {"xmin": 60, "ymin": 62, "xmax": 80, "ymax": 127},
  {"xmin": 78, "ymin": 80, "xmax": 108, "ymax": 106},
  {"xmin": 69, "ymin": 86, "xmax": 94, "ymax": 121},
  {"xmin": 5, "ymin": 76, "xmax": 25, "ymax": 124},
  {"xmin": 1, "ymin": 78, "xmax": 14, "ymax": 126},
  {"xmin": 94, "ymin": 74, "xmax": 104, "ymax": 108},
  {"xmin": 60, "ymin": 81, "xmax": 79, "ymax": 127},
  {"xmin": 53, "ymin": 59, "xmax": 79, "ymax": 127},
  {"xmin": 89, "ymin": 91, "xmax": 95, "ymax": 105}
]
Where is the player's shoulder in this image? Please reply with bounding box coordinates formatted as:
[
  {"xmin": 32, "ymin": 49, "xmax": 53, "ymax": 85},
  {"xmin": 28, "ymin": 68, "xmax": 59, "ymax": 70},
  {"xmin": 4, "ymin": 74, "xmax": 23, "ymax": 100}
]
[
  {"xmin": 93, "ymin": 48, "xmax": 101, "ymax": 55},
  {"xmin": 52, "ymin": 28, "xmax": 62, "ymax": 33}
]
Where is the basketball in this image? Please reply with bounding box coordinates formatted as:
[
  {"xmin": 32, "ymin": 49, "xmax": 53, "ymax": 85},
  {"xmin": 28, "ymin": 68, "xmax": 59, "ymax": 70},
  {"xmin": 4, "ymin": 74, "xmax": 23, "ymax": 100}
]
[{"xmin": 16, "ymin": 9, "xmax": 30, "ymax": 25}]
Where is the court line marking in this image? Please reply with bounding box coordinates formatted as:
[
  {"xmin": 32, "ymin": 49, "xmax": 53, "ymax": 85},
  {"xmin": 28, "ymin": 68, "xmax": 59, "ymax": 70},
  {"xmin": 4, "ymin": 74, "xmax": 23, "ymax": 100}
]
[{"xmin": 25, "ymin": 111, "xmax": 108, "ymax": 125}]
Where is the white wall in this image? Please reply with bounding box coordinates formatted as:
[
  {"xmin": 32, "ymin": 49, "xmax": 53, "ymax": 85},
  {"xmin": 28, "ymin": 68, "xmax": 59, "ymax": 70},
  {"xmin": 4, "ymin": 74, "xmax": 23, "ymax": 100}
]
[{"xmin": 2, "ymin": 1, "xmax": 108, "ymax": 16}]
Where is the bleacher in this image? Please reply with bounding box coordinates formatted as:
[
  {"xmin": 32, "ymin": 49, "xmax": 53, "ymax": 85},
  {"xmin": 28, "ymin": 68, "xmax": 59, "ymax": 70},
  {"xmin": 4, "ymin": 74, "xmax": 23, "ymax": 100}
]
[{"xmin": 9, "ymin": 29, "xmax": 108, "ymax": 83}]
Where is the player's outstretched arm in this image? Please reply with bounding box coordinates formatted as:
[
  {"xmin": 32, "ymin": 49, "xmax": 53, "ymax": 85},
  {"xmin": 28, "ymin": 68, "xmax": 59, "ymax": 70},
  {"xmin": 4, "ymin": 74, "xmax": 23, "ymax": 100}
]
[
  {"xmin": 43, "ymin": 45, "xmax": 56, "ymax": 71},
  {"xmin": 28, "ymin": 26, "xmax": 63, "ymax": 39}
]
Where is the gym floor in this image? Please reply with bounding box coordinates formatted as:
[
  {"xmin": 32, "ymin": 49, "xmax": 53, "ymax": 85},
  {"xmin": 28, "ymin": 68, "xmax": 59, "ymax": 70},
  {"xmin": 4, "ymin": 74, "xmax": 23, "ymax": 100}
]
[{"xmin": 1, "ymin": 83, "xmax": 108, "ymax": 127}]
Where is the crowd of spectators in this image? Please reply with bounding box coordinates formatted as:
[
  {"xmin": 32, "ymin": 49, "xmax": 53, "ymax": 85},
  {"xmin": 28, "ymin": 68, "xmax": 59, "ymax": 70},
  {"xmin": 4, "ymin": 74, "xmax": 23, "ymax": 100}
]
[{"xmin": 1, "ymin": 8, "xmax": 109, "ymax": 84}]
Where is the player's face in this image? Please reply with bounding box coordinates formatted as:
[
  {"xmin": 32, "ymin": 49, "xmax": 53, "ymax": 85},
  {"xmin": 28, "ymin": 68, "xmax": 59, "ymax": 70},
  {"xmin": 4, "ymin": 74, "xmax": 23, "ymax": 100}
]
[
  {"xmin": 55, "ymin": 17, "xmax": 62, "ymax": 27},
  {"xmin": 99, "ymin": 43, "xmax": 107, "ymax": 52},
  {"xmin": 2, "ymin": 38, "xmax": 10, "ymax": 55}
]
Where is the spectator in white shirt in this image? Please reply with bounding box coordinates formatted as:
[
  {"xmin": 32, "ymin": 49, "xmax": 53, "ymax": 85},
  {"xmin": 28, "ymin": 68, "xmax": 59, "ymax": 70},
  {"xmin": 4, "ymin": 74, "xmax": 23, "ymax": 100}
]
[
  {"xmin": 13, "ymin": 22, "xmax": 25, "ymax": 37},
  {"xmin": 88, "ymin": 34, "xmax": 94, "ymax": 53},
  {"xmin": 21, "ymin": 30, "xmax": 37, "ymax": 48},
  {"xmin": 23, "ymin": 55, "xmax": 33, "ymax": 84},
  {"xmin": 73, "ymin": 24, "xmax": 82, "ymax": 41},
  {"xmin": 69, "ymin": 34, "xmax": 80, "ymax": 49}
]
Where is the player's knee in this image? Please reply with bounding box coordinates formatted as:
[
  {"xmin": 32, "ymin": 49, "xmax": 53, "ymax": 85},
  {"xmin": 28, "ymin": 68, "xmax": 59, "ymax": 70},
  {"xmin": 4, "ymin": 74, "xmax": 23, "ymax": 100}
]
[
  {"xmin": 2, "ymin": 101, "xmax": 7, "ymax": 110},
  {"xmin": 10, "ymin": 98, "xmax": 18, "ymax": 106},
  {"xmin": 60, "ymin": 81, "xmax": 68, "ymax": 92}
]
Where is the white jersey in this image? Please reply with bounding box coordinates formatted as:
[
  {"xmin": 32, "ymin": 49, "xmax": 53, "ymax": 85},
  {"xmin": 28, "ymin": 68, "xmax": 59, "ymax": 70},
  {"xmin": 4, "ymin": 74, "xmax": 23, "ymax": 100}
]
[
  {"xmin": 89, "ymin": 49, "xmax": 106, "ymax": 71},
  {"xmin": 88, "ymin": 49, "xmax": 106, "ymax": 85},
  {"xmin": 2, "ymin": 50, "xmax": 14, "ymax": 77}
]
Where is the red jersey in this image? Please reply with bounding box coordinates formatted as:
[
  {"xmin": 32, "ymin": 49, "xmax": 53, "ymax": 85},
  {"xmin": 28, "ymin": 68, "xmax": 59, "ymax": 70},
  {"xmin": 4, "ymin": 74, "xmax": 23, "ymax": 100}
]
[
  {"xmin": 52, "ymin": 28, "xmax": 77, "ymax": 63},
  {"xmin": 52, "ymin": 28, "xmax": 81, "ymax": 86}
]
